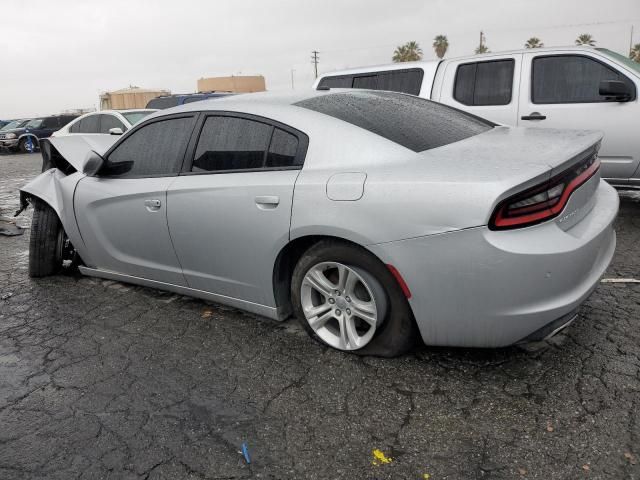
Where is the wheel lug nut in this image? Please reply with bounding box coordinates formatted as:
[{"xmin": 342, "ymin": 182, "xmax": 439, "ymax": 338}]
[
  {"xmin": 335, "ymin": 309, "xmax": 341, "ymax": 316},
  {"xmin": 328, "ymin": 298, "xmax": 335, "ymax": 304},
  {"xmin": 345, "ymin": 296, "xmax": 351, "ymax": 302},
  {"xmin": 335, "ymin": 290, "xmax": 340, "ymax": 296},
  {"xmin": 346, "ymin": 309, "xmax": 351, "ymax": 315}
]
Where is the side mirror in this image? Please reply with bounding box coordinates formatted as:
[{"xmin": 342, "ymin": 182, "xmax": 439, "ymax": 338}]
[
  {"xmin": 109, "ymin": 127, "xmax": 124, "ymax": 135},
  {"xmin": 83, "ymin": 151, "xmax": 104, "ymax": 177},
  {"xmin": 599, "ymin": 80, "xmax": 633, "ymax": 102}
]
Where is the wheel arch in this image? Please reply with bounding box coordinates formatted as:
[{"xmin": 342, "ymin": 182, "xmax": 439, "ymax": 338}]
[{"xmin": 272, "ymin": 234, "xmax": 390, "ymax": 321}]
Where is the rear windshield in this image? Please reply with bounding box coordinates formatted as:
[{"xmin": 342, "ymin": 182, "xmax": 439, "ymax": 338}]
[
  {"xmin": 146, "ymin": 97, "xmax": 180, "ymax": 109},
  {"xmin": 295, "ymin": 90, "xmax": 494, "ymax": 152},
  {"xmin": 122, "ymin": 110, "xmax": 154, "ymax": 125}
]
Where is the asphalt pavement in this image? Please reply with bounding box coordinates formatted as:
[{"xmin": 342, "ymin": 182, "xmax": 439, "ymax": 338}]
[{"xmin": 0, "ymin": 153, "xmax": 639, "ymax": 479}]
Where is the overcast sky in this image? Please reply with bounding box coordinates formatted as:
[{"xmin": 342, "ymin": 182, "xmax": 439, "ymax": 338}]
[{"xmin": 1, "ymin": 0, "xmax": 639, "ymax": 118}]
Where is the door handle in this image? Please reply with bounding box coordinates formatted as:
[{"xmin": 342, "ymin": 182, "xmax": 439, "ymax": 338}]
[
  {"xmin": 521, "ymin": 112, "xmax": 547, "ymax": 121},
  {"xmin": 255, "ymin": 195, "xmax": 280, "ymax": 209},
  {"xmin": 144, "ymin": 199, "xmax": 162, "ymax": 211}
]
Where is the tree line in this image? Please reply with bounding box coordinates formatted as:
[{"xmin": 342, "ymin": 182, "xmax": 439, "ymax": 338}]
[{"xmin": 392, "ymin": 34, "xmax": 640, "ymax": 63}]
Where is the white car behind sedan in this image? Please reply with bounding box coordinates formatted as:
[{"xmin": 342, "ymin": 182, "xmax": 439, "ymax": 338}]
[{"xmin": 53, "ymin": 109, "xmax": 156, "ymax": 138}]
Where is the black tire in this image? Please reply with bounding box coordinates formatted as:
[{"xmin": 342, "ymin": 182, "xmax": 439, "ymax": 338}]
[
  {"xmin": 19, "ymin": 137, "xmax": 36, "ymax": 153},
  {"xmin": 291, "ymin": 239, "xmax": 419, "ymax": 357},
  {"xmin": 29, "ymin": 199, "xmax": 63, "ymax": 277}
]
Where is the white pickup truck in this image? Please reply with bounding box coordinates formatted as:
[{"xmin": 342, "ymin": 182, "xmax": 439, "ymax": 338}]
[{"xmin": 314, "ymin": 46, "xmax": 640, "ymax": 188}]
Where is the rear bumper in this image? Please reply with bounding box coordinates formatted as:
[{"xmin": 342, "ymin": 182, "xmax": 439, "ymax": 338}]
[{"xmin": 368, "ymin": 179, "xmax": 619, "ymax": 348}]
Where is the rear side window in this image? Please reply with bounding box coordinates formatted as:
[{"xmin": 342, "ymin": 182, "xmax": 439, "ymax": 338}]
[
  {"xmin": 104, "ymin": 116, "xmax": 196, "ymax": 177},
  {"xmin": 78, "ymin": 115, "xmax": 100, "ymax": 133},
  {"xmin": 532, "ymin": 55, "xmax": 636, "ymax": 104},
  {"xmin": 266, "ymin": 129, "xmax": 299, "ymax": 167},
  {"xmin": 296, "ymin": 90, "xmax": 494, "ymax": 153},
  {"xmin": 454, "ymin": 59, "xmax": 515, "ymax": 106},
  {"xmin": 318, "ymin": 75, "xmax": 353, "ymax": 89},
  {"xmin": 318, "ymin": 68, "xmax": 424, "ymax": 96},
  {"xmin": 192, "ymin": 116, "xmax": 304, "ymax": 172}
]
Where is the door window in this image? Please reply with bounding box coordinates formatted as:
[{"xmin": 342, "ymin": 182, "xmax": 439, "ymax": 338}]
[
  {"xmin": 454, "ymin": 59, "xmax": 515, "ymax": 106},
  {"xmin": 531, "ymin": 55, "xmax": 636, "ymax": 104},
  {"xmin": 319, "ymin": 69, "xmax": 424, "ymax": 96},
  {"xmin": 75, "ymin": 115, "xmax": 100, "ymax": 133},
  {"xmin": 266, "ymin": 129, "xmax": 300, "ymax": 167},
  {"xmin": 104, "ymin": 116, "xmax": 195, "ymax": 177},
  {"xmin": 99, "ymin": 114, "xmax": 126, "ymax": 133}
]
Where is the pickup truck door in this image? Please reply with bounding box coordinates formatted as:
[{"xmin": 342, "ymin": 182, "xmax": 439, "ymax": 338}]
[
  {"xmin": 434, "ymin": 53, "xmax": 522, "ymax": 126},
  {"xmin": 518, "ymin": 51, "xmax": 640, "ymax": 183}
]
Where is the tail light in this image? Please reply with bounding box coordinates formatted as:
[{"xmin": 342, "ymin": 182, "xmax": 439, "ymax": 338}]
[{"xmin": 490, "ymin": 152, "xmax": 600, "ymax": 230}]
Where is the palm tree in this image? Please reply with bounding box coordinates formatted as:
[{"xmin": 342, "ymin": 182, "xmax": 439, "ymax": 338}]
[
  {"xmin": 575, "ymin": 33, "xmax": 596, "ymax": 46},
  {"xmin": 630, "ymin": 43, "xmax": 640, "ymax": 63},
  {"xmin": 525, "ymin": 37, "xmax": 544, "ymax": 49},
  {"xmin": 392, "ymin": 41, "xmax": 423, "ymax": 62},
  {"xmin": 433, "ymin": 35, "xmax": 449, "ymax": 59},
  {"xmin": 475, "ymin": 44, "xmax": 490, "ymax": 54}
]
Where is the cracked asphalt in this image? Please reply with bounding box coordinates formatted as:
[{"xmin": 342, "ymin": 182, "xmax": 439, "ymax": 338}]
[{"xmin": 0, "ymin": 152, "xmax": 639, "ymax": 480}]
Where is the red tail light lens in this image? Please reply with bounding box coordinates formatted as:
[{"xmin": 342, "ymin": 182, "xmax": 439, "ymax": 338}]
[{"xmin": 490, "ymin": 152, "xmax": 600, "ymax": 230}]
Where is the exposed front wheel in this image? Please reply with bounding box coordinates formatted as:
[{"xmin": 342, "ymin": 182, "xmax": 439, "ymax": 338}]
[
  {"xmin": 18, "ymin": 137, "xmax": 36, "ymax": 153},
  {"xmin": 29, "ymin": 199, "xmax": 76, "ymax": 277},
  {"xmin": 291, "ymin": 240, "xmax": 418, "ymax": 357}
]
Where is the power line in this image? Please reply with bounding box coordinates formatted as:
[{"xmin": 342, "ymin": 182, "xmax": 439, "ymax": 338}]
[{"xmin": 311, "ymin": 50, "xmax": 320, "ymax": 78}]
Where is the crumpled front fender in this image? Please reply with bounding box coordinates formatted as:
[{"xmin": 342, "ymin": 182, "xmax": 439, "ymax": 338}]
[{"xmin": 20, "ymin": 169, "xmax": 67, "ymax": 218}]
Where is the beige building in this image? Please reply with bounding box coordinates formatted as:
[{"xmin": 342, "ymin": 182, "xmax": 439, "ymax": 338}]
[
  {"xmin": 197, "ymin": 75, "xmax": 266, "ymax": 93},
  {"xmin": 100, "ymin": 87, "xmax": 170, "ymax": 110}
]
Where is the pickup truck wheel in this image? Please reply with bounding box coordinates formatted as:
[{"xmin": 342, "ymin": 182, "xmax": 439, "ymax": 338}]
[{"xmin": 29, "ymin": 199, "xmax": 66, "ymax": 277}]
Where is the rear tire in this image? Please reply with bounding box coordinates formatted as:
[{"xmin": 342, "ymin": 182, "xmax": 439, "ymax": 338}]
[
  {"xmin": 291, "ymin": 239, "xmax": 419, "ymax": 357},
  {"xmin": 29, "ymin": 199, "xmax": 63, "ymax": 277}
]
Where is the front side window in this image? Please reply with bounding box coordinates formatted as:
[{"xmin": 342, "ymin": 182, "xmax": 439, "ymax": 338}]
[
  {"xmin": 99, "ymin": 114, "xmax": 126, "ymax": 133},
  {"xmin": 532, "ymin": 55, "xmax": 636, "ymax": 104},
  {"xmin": 104, "ymin": 116, "xmax": 195, "ymax": 177},
  {"xmin": 25, "ymin": 119, "xmax": 44, "ymax": 129},
  {"xmin": 454, "ymin": 59, "xmax": 515, "ymax": 106}
]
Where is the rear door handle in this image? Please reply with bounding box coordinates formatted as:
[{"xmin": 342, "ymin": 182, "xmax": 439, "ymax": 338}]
[
  {"xmin": 255, "ymin": 195, "xmax": 280, "ymax": 209},
  {"xmin": 521, "ymin": 112, "xmax": 547, "ymax": 121},
  {"xmin": 144, "ymin": 199, "xmax": 162, "ymax": 211}
]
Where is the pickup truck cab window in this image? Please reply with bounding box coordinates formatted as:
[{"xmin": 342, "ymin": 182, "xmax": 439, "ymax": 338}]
[
  {"xmin": 454, "ymin": 59, "xmax": 515, "ymax": 106},
  {"xmin": 318, "ymin": 68, "xmax": 424, "ymax": 96},
  {"xmin": 531, "ymin": 55, "xmax": 636, "ymax": 104}
]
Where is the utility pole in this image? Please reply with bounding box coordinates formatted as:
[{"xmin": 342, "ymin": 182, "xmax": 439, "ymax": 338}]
[
  {"xmin": 311, "ymin": 50, "xmax": 320, "ymax": 79},
  {"xmin": 291, "ymin": 69, "xmax": 295, "ymax": 90},
  {"xmin": 479, "ymin": 31, "xmax": 484, "ymax": 50},
  {"xmin": 631, "ymin": 25, "xmax": 635, "ymax": 54}
]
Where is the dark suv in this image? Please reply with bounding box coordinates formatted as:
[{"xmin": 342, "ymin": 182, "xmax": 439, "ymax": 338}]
[
  {"xmin": 146, "ymin": 92, "xmax": 233, "ymax": 109},
  {"xmin": 0, "ymin": 114, "xmax": 78, "ymax": 153}
]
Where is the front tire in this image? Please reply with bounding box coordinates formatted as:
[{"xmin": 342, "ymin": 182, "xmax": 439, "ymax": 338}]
[
  {"xmin": 29, "ymin": 200, "xmax": 64, "ymax": 277},
  {"xmin": 291, "ymin": 240, "xmax": 418, "ymax": 357}
]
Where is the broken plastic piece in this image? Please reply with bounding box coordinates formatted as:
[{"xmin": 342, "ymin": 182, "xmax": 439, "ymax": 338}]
[{"xmin": 241, "ymin": 442, "xmax": 251, "ymax": 464}]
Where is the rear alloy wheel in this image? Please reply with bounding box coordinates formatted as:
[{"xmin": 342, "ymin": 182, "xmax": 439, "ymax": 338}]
[
  {"xmin": 300, "ymin": 262, "xmax": 386, "ymax": 351},
  {"xmin": 291, "ymin": 240, "xmax": 418, "ymax": 357}
]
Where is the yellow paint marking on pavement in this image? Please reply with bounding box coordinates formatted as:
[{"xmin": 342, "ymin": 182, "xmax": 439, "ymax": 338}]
[{"xmin": 372, "ymin": 449, "xmax": 392, "ymax": 466}]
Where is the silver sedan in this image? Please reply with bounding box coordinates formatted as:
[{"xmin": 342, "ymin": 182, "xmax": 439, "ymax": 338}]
[{"xmin": 21, "ymin": 90, "xmax": 618, "ymax": 357}]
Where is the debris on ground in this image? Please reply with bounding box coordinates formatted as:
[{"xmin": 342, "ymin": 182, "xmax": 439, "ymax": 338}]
[{"xmin": 0, "ymin": 216, "xmax": 24, "ymax": 236}]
